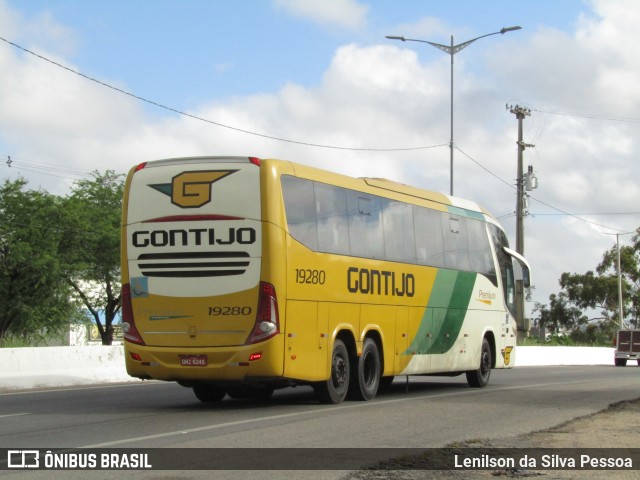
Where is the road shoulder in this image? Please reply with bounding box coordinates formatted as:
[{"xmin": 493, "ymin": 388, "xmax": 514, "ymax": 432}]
[{"xmin": 345, "ymin": 397, "xmax": 640, "ymax": 479}]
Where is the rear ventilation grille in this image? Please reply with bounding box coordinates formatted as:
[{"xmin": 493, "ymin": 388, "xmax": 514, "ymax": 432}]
[{"xmin": 137, "ymin": 251, "xmax": 250, "ymax": 277}]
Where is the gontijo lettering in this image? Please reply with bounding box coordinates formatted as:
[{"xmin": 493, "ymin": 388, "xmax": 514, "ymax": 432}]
[
  {"xmin": 132, "ymin": 227, "xmax": 256, "ymax": 247},
  {"xmin": 347, "ymin": 267, "xmax": 415, "ymax": 297}
]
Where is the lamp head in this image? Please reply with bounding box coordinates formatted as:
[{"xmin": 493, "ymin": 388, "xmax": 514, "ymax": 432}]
[{"xmin": 500, "ymin": 26, "xmax": 522, "ymax": 34}]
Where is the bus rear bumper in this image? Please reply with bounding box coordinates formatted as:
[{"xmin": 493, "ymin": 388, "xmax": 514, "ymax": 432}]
[{"xmin": 124, "ymin": 335, "xmax": 285, "ymax": 382}]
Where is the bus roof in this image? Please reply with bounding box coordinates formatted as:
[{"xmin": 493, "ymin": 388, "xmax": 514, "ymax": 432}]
[
  {"xmin": 275, "ymin": 159, "xmax": 496, "ymax": 223},
  {"xmin": 130, "ymin": 156, "xmax": 499, "ymax": 225}
]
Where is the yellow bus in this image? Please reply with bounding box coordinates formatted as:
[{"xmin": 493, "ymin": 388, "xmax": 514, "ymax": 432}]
[{"xmin": 121, "ymin": 156, "xmax": 530, "ymax": 404}]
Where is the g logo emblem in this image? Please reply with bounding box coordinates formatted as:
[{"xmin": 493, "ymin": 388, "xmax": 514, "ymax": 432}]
[
  {"xmin": 149, "ymin": 170, "xmax": 237, "ymax": 208},
  {"xmin": 171, "ymin": 171, "xmax": 236, "ymax": 208}
]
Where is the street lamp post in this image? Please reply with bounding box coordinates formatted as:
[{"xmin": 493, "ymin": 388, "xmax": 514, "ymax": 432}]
[
  {"xmin": 604, "ymin": 230, "xmax": 634, "ymax": 329},
  {"xmin": 386, "ymin": 26, "xmax": 521, "ymax": 196},
  {"xmin": 617, "ymin": 233, "xmax": 624, "ymax": 329}
]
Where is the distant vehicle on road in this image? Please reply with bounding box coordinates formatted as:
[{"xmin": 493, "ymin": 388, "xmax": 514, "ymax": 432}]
[{"xmin": 614, "ymin": 329, "xmax": 640, "ymax": 366}]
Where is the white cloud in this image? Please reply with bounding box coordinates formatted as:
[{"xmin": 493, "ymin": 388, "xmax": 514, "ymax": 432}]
[
  {"xmin": 1, "ymin": 0, "xmax": 639, "ymax": 313},
  {"xmin": 0, "ymin": 0, "xmax": 76, "ymax": 57},
  {"xmin": 274, "ymin": 0, "xmax": 368, "ymax": 31}
]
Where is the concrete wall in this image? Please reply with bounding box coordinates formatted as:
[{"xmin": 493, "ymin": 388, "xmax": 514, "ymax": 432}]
[
  {"xmin": 0, "ymin": 345, "xmax": 131, "ymax": 389},
  {"xmin": 516, "ymin": 346, "xmax": 615, "ymax": 367},
  {"xmin": 0, "ymin": 345, "xmax": 618, "ymax": 390}
]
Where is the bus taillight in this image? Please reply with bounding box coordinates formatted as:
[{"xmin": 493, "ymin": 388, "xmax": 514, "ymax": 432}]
[
  {"xmin": 121, "ymin": 284, "xmax": 146, "ymax": 345},
  {"xmin": 245, "ymin": 282, "xmax": 279, "ymax": 345},
  {"xmin": 134, "ymin": 162, "xmax": 147, "ymax": 172}
]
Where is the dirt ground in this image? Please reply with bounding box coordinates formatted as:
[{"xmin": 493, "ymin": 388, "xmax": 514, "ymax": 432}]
[{"xmin": 345, "ymin": 397, "xmax": 640, "ymax": 480}]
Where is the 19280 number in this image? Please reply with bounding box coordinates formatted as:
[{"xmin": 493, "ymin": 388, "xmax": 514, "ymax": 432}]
[
  {"xmin": 295, "ymin": 269, "xmax": 326, "ymax": 285},
  {"xmin": 208, "ymin": 306, "xmax": 252, "ymax": 316}
]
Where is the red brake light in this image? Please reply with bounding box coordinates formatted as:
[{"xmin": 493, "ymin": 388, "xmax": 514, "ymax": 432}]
[
  {"xmin": 249, "ymin": 157, "xmax": 261, "ymax": 166},
  {"xmin": 122, "ymin": 284, "xmax": 145, "ymax": 345},
  {"xmin": 245, "ymin": 282, "xmax": 279, "ymax": 345}
]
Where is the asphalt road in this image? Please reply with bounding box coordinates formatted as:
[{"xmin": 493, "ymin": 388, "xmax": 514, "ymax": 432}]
[{"xmin": 1, "ymin": 365, "xmax": 639, "ymax": 479}]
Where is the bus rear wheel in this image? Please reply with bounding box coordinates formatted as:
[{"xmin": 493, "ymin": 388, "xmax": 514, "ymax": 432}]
[
  {"xmin": 349, "ymin": 337, "xmax": 381, "ymax": 401},
  {"xmin": 314, "ymin": 339, "xmax": 350, "ymax": 404},
  {"xmin": 466, "ymin": 338, "xmax": 492, "ymax": 388},
  {"xmin": 193, "ymin": 384, "xmax": 227, "ymax": 403}
]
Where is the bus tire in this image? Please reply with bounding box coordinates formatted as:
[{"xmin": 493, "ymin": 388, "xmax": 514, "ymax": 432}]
[
  {"xmin": 349, "ymin": 337, "xmax": 381, "ymax": 401},
  {"xmin": 193, "ymin": 384, "xmax": 227, "ymax": 403},
  {"xmin": 466, "ymin": 338, "xmax": 492, "ymax": 388},
  {"xmin": 615, "ymin": 358, "xmax": 627, "ymax": 367},
  {"xmin": 314, "ymin": 339, "xmax": 350, "ymax": 404}
]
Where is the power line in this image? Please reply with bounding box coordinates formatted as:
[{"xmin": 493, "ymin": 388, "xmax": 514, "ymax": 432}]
[
  {"xmin": 528, "ymin": 212, "xmax": 640, "ymax": 217},
  {"xmin": 455, "ymin": 146, "xmax": 514, "ymax": 189},
  {"xmin": 3, "ymin": 155, "xmax": 91, "ymax": 180},
  {"xmin": 532, "ymin": 107, "xmax": 640, "ymax": 124},
  {"xmin": 0, "ymin": 34, "xmax": 448, "ymax": 153},
  {"xmin": 526, "ymin": 195, "xmax": 626, "ymax": 232},
  {"xmin": 455, "ymin": 147, "xmax": 630, "ymax": 233},
  {"xmin": 1, "ymin": 36, "xmax": 636, "ymax": 233}
]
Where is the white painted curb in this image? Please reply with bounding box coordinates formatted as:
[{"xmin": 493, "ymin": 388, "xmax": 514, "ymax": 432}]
[
  {"xmin": 0, "ymin": 345, "xmax": 134, "ymax": 390},
  {"xmin": 0, "ymin": 345, "xmax": 618, "ymax": 390},
  {"xmin": 515, "ymin": 346, "xmax": 615, "ymax": 367}
]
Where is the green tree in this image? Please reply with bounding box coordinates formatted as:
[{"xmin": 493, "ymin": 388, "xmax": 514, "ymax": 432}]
[
  {"xmin": 61, "ymin": 171, "xmax": 124, "ymax": 345},
  {"xmin": 596, "ymin": 232, "xmax": 640, "ymax": 327},
  {"xmin": 560, "ymin": 230, "xmax": 640, "ymax": 328},
  {"xmin": 535, "ymin": 227, "xmax": 640, "ymax": 341},
  {"xmin": 0, "ymin": 179, "xmax": 80, "ymax": 344},
  {"xmin": 559, "ymin": 270, "xmax": 618, "ymax": 320},
  {"xmin": 533, "ymin": 292, "xmax": 587, "ymax": 335}
]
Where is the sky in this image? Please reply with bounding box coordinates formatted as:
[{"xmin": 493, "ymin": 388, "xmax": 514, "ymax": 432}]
[{"xmin": 1, "ymin": 0, "xmax": 639, "ymax": 320}]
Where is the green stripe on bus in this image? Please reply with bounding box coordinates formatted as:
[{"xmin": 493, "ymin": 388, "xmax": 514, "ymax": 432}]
[{"xmin": 404, "ymin": 270, "xmax": 477, "ymax": 355}]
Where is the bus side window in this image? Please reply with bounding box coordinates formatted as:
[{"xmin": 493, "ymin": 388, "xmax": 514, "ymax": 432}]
[
  {"xmin": 315, "ymin": 183, "xmax": 350, "ymax": 255},
  {"xmin": 347, "ymin": 193, "xmax": 384, "ymax": 259},
  {"xmin": 467, "ymin": 218, "xmax": 496, "ymax": 281},
  {"xmin": 489, "ymin": 224, "xmax": 517, "ymax": 317},
  {"xmin": 282, "ymin": 175, "xmax": 318, "ymax": 250},
  {"xmin": 413, "ymin": 206, "xmax": 445, "ymax": 267},
  {"xmin": 442, "ymin": 215, "xmax": 470, "ymax": 271},
  {"xmin": 504, "ymin": 263, "xmax": 516, "ymax": 314},
  {"xmin": 382, "ymin": 200, "xmax": 416, "ymax": 264}
]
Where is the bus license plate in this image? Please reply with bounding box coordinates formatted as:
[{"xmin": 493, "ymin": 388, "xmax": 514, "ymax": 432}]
[{"xmin": 180, "ymin": 355, "xmax": 208, "ymax": 367}]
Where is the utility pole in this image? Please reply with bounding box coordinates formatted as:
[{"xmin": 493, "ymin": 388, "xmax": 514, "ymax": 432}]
[{"xmin": 507, "ymin": 104, "xmax": 533, "ymax": 338}]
